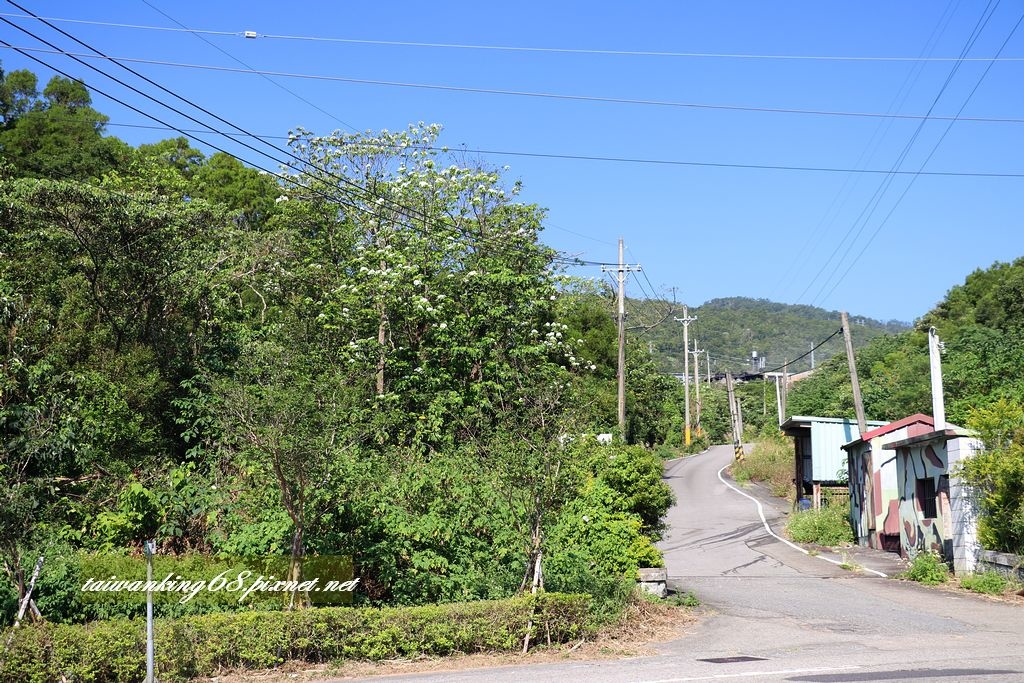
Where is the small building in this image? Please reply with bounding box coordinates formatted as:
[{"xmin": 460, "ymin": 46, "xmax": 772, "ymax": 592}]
[
  {"xmin": 842, "ymin": 414, "xmax": 934, "ymax": 553},
  {"xmin": 781, "ymin": 415, "xmax": 887, "ymax": 509},
  {"xmin": 882, "ymin": 426, "xmax": 983, "ymax": 574}
]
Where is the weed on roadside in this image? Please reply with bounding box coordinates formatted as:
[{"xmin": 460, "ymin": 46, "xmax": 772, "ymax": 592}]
[
  {"xmin": 903, "ymin": 551, "xmax": 949, "ymax": 585},
  {"xmin": 960, "ymin": 571, "xmax": 1009, "ymax": 595},
  {"xmin": 786, "ymin": 505, "xmax": 854, "ymax": 546}
]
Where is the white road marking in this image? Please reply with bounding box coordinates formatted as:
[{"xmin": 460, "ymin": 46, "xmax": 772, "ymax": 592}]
[
  {"xmin": 641, "ymin": 664, "xmax": 862, "ymax": 682},
  {"xmin": 716, "ymin": 464, "xmax": 888, "ymax": 578}
]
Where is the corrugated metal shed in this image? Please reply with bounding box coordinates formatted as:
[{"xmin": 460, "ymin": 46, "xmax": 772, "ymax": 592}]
[
  {"xmin": 782, "ymin": 416, "xmax": 888, "ymax": 483},
  {"xmin": 810, "ymin": 420, "xmax": 860, "ymax": 481}
]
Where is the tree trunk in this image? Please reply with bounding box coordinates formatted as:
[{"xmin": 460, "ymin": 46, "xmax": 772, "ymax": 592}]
[{"xmin": 287, "ymin": 523, "xmax": 305, "ymax": 610}]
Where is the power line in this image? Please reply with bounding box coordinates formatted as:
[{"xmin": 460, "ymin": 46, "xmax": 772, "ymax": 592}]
[
  {"xmin": 768, "ymin": 0, "xmax": 960, "ymax": 300},
  {"xmin": 136, "ymin": 0, "xmax": 357, "ymax": 132},
  {"xmin": 24, "ymin": 117, "xmax": 1024, "ymax": 179},
  {"xmin": 792, "ymin": 0, "xmax": 1005, "ymax": 307},
  {"xmin": 5, "ymin": 13, "xmax": 1024, "ymax": 62},
  {"xmin": 0, "ymin": 36, "xmax": 362, "ymax": 216},
  {"xmin": 813, "ymin": 8, "xmax": 1024, "ymax": 308},
  {"xmin": 1, "ymin": 6, "xmax": 440, "ymax": 231},
  {"xmin": 761, "ymin": 328, "xmax": 844, "ymax": 375},
  {"xmin": 5, "ymin": 45, "xmax": 1024, "ymax": 125}
]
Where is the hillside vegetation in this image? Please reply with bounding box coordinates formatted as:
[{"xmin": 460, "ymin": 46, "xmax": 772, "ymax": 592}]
[{"xmin": 634, "ymin": 296, "xmax": 906, "ymax": 376}]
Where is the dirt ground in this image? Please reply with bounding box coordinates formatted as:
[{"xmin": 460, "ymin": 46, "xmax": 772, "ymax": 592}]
[{"xmin": 207, "ymin": 598, "xmax": 700, "ymax": 683}]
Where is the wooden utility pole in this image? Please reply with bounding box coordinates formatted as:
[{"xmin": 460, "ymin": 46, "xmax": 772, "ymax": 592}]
[
  {"xmin": 690, "ymin": 341, "xmax": 704, "ymax": 436},
  {"xmin": 726, "ymin": 372, "xmax": 743, "ymax": 461},
  {"xmin": 602, "ymin": 239, "xmax": 640, "ymax": 434},
  {"xmin": 674, "ymin": 307, "xmax": 697, "ymax": 445},
  {"xmin": 840, "ymin": 311, "xmax": 867, "ymax": 433}
]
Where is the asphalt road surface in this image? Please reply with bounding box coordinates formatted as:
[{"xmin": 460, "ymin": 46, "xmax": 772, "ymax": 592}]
[{"xmin": 341, "ymin": 444, "xmax": 1024, "ymax": 683}]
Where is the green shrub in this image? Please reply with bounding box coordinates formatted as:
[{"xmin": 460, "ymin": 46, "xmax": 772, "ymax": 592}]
[
  {"xmin": 904, "ymin": 551, "xmax": 949, "ymax": 585},
  {"xmin": 786, "ymin": 505, "xmax": 854, "ymax": 546},
  {"xmin": 0, "ymin": 593, "xmax": 591, "ymax": 682},
  {"xmin": 960, "ymin": 571, "xmax": 1008, "ymax": 595},
  {"xmin": 733, "ymin": 433, "xmax": 793, "ymax": 498}
]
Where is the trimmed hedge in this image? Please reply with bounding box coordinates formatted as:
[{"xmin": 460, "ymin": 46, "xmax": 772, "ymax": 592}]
[{"xmin": 1, "ymin": 592, "xmax": 590, "ymax": 682}]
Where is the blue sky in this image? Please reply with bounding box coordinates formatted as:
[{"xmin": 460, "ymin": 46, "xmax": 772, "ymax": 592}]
[{"xmin": 2, "ymin": 1, "xmax": 1022, "ymax": 323}]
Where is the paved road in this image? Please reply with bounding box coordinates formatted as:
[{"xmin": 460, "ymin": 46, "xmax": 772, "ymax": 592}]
[{"xmin": 343, "ymin": 444, "xmax": 1024, "ymax": 682}]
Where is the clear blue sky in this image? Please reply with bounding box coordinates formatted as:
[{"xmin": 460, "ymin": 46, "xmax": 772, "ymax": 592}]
[{"xmin": 2, "ymin": 1, "xmax": 1022, "ymax": 323}]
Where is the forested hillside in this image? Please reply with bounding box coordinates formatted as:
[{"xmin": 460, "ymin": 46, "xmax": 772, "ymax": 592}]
[
  {"xmin": 0, "ymin": 66, "xmax": 684, "ymax": 626},
  {"xmin": 635, "ymin": 296, "xmax": 907, "ymax": 375}
]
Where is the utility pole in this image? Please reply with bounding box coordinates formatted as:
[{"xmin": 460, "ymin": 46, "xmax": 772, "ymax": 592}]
[
  {"xmin": 840, "ymin": 311, "xmax": 867, "ymax": 433},
  {"xmin": 690, "ymin": 341, "xmax": 704, "ymax": 436},
  {"xmin": 810, "ymin": 342, "xmax": 816, "ymax": 370},
  {"xmin": 726, "ymin": 372, "xmax": 743, "ymax": 461},
  {"xmin": 782, "ymin": 359, "xmax": 789, "ymax": 421},
  {"xmin": 674, "ymin": 307, "xmax": 697, "ymax": 446},
  {"xmin": 602, "ymin": 239, "xmax": 640, "ymax": 434},
  {"xmin": 928, "ymin": 327, "xmax": 946, "ymax": 430},
  {"xmin": 706, "ymin": 353, "xmax": 711, "ymax": 385}
]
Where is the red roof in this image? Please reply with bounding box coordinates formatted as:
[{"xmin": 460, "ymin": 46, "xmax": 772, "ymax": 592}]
[{"xmin": 858, "ymin": 413, "xmax": 933, "ymax": 443}]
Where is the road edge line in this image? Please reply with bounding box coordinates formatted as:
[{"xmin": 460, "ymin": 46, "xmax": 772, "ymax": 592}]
[{"xmin": 716, "ymin": 464, "xmax": 888, "ymax": 578}]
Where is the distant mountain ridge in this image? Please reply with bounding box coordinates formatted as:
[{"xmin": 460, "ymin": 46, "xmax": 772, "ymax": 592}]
[{"xmin": 634, "ymin": 296, "xmax": 909, "ymax": 376}]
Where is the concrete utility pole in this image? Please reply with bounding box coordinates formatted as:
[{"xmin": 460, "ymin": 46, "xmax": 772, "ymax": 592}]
[
  {"xmin": 840, "ymin": 311, "xmax": 867, "ymax": 433},
  {"xmin": 602, "ymin": 239, "xmax": 640, "ymax": 433},
  {"xmin": 782, "ymin": 359, "xmax": 789, "ymax": 421},
  {"xmin": 690, "ymin": 341, "xmax": 704, "ymax": 436},
  {"xmin": 810, "ymin": 343, "xmax": 816, "ymax": 370},
  {"xmin": 674, "ymin": 307, "xmax": 697, "ymax": 445},
  {"xmin": 928, "ymin": 327, "xmax": 946, "ymax": 431}
]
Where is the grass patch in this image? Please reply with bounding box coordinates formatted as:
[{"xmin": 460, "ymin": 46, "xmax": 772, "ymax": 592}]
[
  {"xmin": 786, "ymin": 505, "xmax": 854, "ymax": 546},
  {"xmin": 960, "ymin": 571, "xmax": 1009, "ymax": 595},
  {"xmin": 732, "ymin": 433, "xmax": 793, "ymax": 498},
  {"xmin": 903, "ymin": 551, "xmax": 949, "ymax": 585}
]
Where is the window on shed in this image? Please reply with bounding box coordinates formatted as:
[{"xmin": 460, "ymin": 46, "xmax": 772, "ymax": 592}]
[{"xmin": 916, "ymin": 477, "xmax": 938, "ymax": 518}]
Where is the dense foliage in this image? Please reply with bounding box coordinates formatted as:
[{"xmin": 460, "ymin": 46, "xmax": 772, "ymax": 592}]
[
  {"xmin": 1, "ymin": 66, "xmax": 680, "ymax": 630},
  {"xmin": 0, "ymin": 592, "xmax": 591, "ymax": 682}
]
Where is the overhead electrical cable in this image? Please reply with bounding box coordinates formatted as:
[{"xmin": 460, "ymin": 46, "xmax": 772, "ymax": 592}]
[
  {"xmin": 791, "ymin": 0, "xmax": 1003, "ymax": 307},
  {"xmin": 760, "ymin": 328, "xmax": 843, "ymax": 375},
  {"xmin": 0, "ymin": 37, "xmax": 369, "ymax": 218},
  {"xmin": 3, "ymin": 13, "xmax": 1023, "ymax": 62},
  {"xmin": 2, "ymin": 5, "xmax": 441, "ymax": 230},
  {"xmin": 5, "ymin": 45, "xmax": 1024, "ymax": 124},
  {"xmin": 768, "ymin": 0, "xmax": 960, "ymax": 299},
  {"xmin": 136, "ymin": 0, "xmax": 357, "ymax": 132},
  {"xmin": 812, "ymin": 9, "xmax": 1024, "ymax": 308},
  {"xmin": 36, "ymin": 116, "xmax": 1024, "ymax": 177}
]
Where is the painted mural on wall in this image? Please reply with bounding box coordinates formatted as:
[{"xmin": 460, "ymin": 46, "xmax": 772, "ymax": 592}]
[
  {"xmin": 896, "ymin": 443, "xmax": 952, "ymax": 559},
  {"xmin": 849, "ymin": 445, "xmax": 902, "ymax": 551}
]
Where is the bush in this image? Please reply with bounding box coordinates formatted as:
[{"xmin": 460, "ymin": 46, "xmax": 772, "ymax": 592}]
[
  {"xmin": 960, "ymin": 571, "xmax": 1008, "ymax": 595},
  {"xmin": 786, "ymin": 505, "xmax": 854, "ymax": 546},
  {"xmin": 0, "ymin": 593, "xmax": 591, "ymax": 682},
  {"xmin": 733, "ymin": 433, "xmax": 793, "ymax": 498},
  {"xmin": 960, "ymin": 400, "xmax": 1024, "ymax": 555},
  {"xmin": 904, "ymin": 551, "xmax": 949, "ymax": 585}
]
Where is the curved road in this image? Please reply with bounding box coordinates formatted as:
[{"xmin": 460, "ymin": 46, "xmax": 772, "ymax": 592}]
[{"xmin": 346, "ymin": 445, "xmax": 1024, "ymax": 682}]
